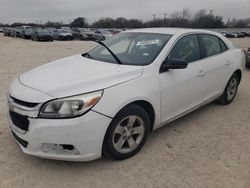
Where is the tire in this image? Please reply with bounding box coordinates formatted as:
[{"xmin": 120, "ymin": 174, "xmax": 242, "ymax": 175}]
[
  {"xmin": 103, "ymin": 104, "xmax": 150, "ymax": 160},
  {"xmin": 217, "ymin": 73, "xmax": 239, "ymax": 105}
]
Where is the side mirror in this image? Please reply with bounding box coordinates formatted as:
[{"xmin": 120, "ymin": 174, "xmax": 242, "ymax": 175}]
[{"xmin": 160, "ymin": 59, "xmax": 188, "ymax": 73}]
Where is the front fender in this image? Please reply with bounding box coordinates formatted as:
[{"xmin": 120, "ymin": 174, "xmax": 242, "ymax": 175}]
[{"xmin": 92, "ymin": 67, "xmax": 161, "ymax": 129}]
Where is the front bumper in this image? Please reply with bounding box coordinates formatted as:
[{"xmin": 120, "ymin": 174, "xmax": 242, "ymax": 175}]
[
  {"xmin": 8, "ymin": 110, "xmax": 112, "ymax": 161},
  {"xmin": 38, "ymin": 35, "xmax": 53, "ymax": 41}
]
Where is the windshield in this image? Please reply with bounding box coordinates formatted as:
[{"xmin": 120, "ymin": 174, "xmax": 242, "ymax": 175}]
[
  {"xmin": 25, "ymin": 28, "xmax": 33, "ymax": 32},
  {"xmin": 58, "ymin": 29, "xmax": 70, "ymax": 33},
  {"xmin": 38, "ymin": 29, "xmax": 50, "ymax": 35},
  {"xmin": 86, "ymin": 32, "xmax": 172, "ymax": 65}
]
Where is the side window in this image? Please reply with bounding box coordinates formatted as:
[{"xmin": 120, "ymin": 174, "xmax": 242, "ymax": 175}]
[
  {"xmin": 168, "ymin": 35, "xmax": 200, "ymax": 63},
  {"xmin": 220, "ymin": 39, "xmax": 228, "ymax": 52},
  {"xmin": 201, "ymin": 35, "xmax": 221, "ymax": 57}
]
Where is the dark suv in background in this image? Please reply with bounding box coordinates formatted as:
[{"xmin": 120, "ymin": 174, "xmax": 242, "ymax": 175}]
[{"xmin": 31, "ymin": 28, "xmax": 53, "ymax": 41}]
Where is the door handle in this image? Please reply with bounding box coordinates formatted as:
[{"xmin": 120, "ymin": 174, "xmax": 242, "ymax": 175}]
[
  {"xmin": 197, "ymin": 70, "xmax": 207, "ymax": 77},
  {"xmin": 225, "ymin": 60, "xmax": 232, "ymax": 66}
]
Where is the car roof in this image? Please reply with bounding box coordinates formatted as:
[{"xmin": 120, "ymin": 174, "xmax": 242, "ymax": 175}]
[
  {"xmin": 124, "ymin": 27, "xmax": 218, "ymax": 36},
  {"xmin": 123, "ymin": 27, "xmax": 234, "ymax": 49}
]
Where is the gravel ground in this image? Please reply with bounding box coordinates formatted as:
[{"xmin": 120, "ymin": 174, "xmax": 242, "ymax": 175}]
[{"xmin": 0, "ymin": 34, "xmax": 250, "ymax": 188}]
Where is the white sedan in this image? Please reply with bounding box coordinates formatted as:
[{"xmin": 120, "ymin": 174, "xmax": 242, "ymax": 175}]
[{"xmin": 7, "ymin": 28, "xmax": 245, "ymax": 161}]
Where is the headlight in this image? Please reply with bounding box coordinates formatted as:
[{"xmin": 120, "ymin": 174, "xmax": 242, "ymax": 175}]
[{"xmin": 39, "ymin": 90, "xmax": 103, "ymax": 118}]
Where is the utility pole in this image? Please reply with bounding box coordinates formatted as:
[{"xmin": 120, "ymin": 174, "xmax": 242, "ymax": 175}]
[
  {"xmin": 153, "ymin": 14, "xmax": 156, "ymax": 22},
  {"xmin": 209, "ymin": 9, "xmax": 214, "ymax": 15},
  {"xmin": 164, "ymin": 13, "xmax": 168, "ymax": 22}
]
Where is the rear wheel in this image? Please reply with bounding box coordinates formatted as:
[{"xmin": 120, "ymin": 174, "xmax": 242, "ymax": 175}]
[
  {"xmin": 217, "ymin": 73, "xmax": 239, "ymax": 105},
  {"xmin": 103, "ymin": 104, "xmax": 150, "ymax": 160}
]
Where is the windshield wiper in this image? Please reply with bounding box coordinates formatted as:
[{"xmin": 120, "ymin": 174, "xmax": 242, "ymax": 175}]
[{"xmin": 85, "ymin": 39, "xmax": 123, "ymax": 64}]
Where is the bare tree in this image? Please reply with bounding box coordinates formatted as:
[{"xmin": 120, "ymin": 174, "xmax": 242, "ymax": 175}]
[{"xmin": 181, "ymin": 8, "xmax": 191, "ymax": 20}]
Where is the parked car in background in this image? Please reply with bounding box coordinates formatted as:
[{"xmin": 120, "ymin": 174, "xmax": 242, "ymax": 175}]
[
  {"xmin": 0, "ymin": 27, "xmax": 4, "ymax": 33},
  {"xmin": 246, "ymin": 32, "xmax": 250, "ymax": 37},
  {"xmin": 95, "ymin": 30, "xmax": 113, "ymax": 40},
  {"xmin": 45, "ymin": 27, "xmax": 56, "ymax": 34},
  {"xmin": 220, "ymin": 31, "xmax": 228, "ymax": 37},
  {"xmin": 3, "ymin": 27, "xmax": 11, "ymax": 36},
  {"xmin": 246, "ymin": 48, "xmax": 250, "ymax": 68},
  {"xmin": 21, "ymin": 27, "xmax": 33, "ymax": 39},
  {"xmin": 108, "ymin": 29, "xmax": 122, "ymax": 35},
  {"xmin": 9, "ymin": 28, "xmax": 16, "ymax": 37},
  {"xmin": 220, "ymin": 31, "xmax": 235, "ymax": 38},
  {"xmin": 60, "ymin": 27, "xmax": 72, "ymax": 32},
  {"xmin": 231, "ymin": 32, "xmax": 244, "ymax": 38},
  {"xmin": 71, "ymin": 28, "xmax": 89, "ymax": 40},
  {"xmin": 240, "ymin": 32, "xmax": 250, "ymax": 37},
  {"xmin": 236, "ymin": 32, "xmax": 245, "ymax": 38},
  {"xmin": 82, "ymin": 31, "xmax": 105, "ymax": 41},
  {"xmin": 7, "ymin": 28, "xmax": 245, "ymax": 162},
  {"xmin": 20, "ymin": 26, "xmax": 31, "ymax": 30},
  {"xmin": 11, "ymin": 27, "xmax": 22, "ymax": 38},
  {"xmin": 52, "ymin": 29, "xmax": 73, "ymax": 40},
  {"xmin": 31, "ymin": 28, "xmax": 53, "ymax": 41}
]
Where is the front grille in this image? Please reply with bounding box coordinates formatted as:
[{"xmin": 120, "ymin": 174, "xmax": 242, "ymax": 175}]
[
  {"xmin": 12, "ymin": 131, "xmax": 28, "ymax": 148},
  {"xmin": 9, "ymin": 111, "xmax": 29, "ymax": 131},
  {"xmin": 11, "ymin": 96, "xmax": 39, "ymax": 108}
]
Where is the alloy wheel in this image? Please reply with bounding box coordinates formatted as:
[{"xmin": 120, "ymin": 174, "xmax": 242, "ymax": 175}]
[
  {"xmin": 227, "ymin": 78, "xmax": 238, "ymax": 101},
  {"xmin": 112, "ymin": 115, "xmax": 145, "ymax": 154}
]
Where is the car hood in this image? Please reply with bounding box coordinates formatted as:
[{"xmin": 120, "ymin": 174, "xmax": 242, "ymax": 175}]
[{"xmin": 19, "ymin": 55, "xmax": 143, "ymax": 98}]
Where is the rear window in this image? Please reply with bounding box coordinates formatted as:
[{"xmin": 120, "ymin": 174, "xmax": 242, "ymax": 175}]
[
  {"xmin": 201, "ymin": 35, "xmax": 221, "ymax": 57},
  {"xmin": 220, "ymin": 40, "xmax": 228, "ymax": 52}
]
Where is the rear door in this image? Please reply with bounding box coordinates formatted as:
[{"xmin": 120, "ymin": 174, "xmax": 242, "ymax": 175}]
[{"xmin": 199, "ymin": 34, "xmax": 232, "ymax": 100}]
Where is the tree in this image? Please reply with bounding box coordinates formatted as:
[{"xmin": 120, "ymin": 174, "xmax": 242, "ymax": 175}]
[
  {"xmin": 192, "ymin": 9, "xmax": 224, "ymax": 28},
  {"xmin": 228, "ymin": 18, "xmax": 250, "ymax": 28},
  {"xmin": 44, "ymin": 21, "xmax": 65, "ymax": 28},
  {"xmin": 91, "ymin": 17, "xmax": 143, "ymax": 28},
  {"xmin": 70, "ymin": 17, "xmax": 88, "ymax": 28},
  {"xmin": 169, "ymin": 8, "xmax": 191, "ymax": 27}
]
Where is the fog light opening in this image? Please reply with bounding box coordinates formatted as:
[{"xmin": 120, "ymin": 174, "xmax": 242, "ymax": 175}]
[
  {"xmin": 62, "ymin": 144, "xmax": 74, "ymax": 151},
  {"xmin": 41, "ymin": 143, "xmax": 80, "ymax": 155}
]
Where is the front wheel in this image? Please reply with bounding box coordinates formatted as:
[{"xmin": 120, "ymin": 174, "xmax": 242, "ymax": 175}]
[
  {"xmin": 217, "ymin": 73, "xmax": 239, "ymax": 105},
  {"xmin": 103, "ymin": 104, "xmax": 150, "ymax": 160}
]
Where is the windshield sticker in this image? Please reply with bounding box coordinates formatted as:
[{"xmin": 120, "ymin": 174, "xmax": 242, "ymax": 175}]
[{"xmin": 136, "ymin": 39, "xmax": 160, "ymax": 46}]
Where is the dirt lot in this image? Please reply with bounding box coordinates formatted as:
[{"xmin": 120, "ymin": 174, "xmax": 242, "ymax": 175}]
[{"xmin": 0, "ymin": 34, "xmax": 250, "ymax": 188}]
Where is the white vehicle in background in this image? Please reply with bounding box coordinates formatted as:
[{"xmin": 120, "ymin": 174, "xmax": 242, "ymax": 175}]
[
  {"xmin": 95, "ymin": 30, "xmax": 113, "ymax": 40},
  {"xmin": 0, "ymin": 27, "xmax": 4, "ymax": 33},
  {"xmin": 7, "ymin": 28, "xmax": 245, "ymax": 162},
  {"xmin": 52, "ymin": 29, "xmax": 73, "ymax": 40},
  {"xmin": 20, "ymin": 25, "xmax": 31, "ymax": 30},
  {"xmin": 60, "ymin": 27, "xmax": 72, "ymax": 32}
]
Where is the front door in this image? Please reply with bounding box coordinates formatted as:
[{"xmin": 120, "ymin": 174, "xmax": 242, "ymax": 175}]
[{"xmin": 159, "ymin": 34, "xmax": 206, "ymax": 123}]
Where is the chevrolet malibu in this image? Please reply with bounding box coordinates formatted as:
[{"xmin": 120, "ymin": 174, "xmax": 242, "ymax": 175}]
[{"xmin": 7, "ymin": 28, "xmax": 245, "ymax": 161}]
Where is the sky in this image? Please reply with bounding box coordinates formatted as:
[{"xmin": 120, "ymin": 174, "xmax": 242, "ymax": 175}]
[{"xmin": 0, "ymin": 0, "xmax": 250, "ymax": 24}]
